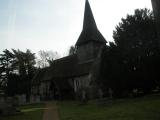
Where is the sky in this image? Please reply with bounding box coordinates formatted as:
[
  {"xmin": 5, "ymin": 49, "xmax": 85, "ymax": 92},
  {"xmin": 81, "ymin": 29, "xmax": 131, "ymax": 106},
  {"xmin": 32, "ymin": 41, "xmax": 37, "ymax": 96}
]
[{"xmin": 0, "ymin": 0, "xmax": 152, "ymax": 56}]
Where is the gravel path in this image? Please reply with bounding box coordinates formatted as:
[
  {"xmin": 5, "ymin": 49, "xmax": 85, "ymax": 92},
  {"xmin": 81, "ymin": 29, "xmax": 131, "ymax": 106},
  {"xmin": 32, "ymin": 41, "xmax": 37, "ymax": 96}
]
[{"xmin": 42, "ymin": 102, "xmax": 59, "ymax": 120}]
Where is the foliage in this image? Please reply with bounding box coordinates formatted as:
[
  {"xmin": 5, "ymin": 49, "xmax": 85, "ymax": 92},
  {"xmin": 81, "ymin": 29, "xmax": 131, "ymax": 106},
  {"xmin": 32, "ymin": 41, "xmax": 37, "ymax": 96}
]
[
  {"xmin": 0, "ymin": 49, "xmax": 15, "ymax": 89},
  {"xmin": 114, "ymin": 8, "xmax": 157, "ymax": 50},
  {"xmin": 100, "ymin": 8, "xmax": 159, "ymax": 97},
  {"xmin": 0, "ymin": 49, "xmax": 36, "ymax": 97}
]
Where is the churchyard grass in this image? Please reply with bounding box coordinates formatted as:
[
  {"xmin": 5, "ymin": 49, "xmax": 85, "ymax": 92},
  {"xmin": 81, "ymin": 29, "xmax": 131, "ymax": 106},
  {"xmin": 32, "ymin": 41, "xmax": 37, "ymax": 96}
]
[
  {"xmin": 0, "ymin": 103, "xmax": 45, "ymax": 120},
  {"xmin": 58, "ymin": 95, "xmax": 160, "ymax": 120}
]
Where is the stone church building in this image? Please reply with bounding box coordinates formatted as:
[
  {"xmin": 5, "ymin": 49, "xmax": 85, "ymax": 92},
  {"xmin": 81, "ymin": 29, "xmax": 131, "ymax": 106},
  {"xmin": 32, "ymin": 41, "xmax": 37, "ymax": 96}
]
[
  {"xmin": 32, "ymin": 0, "xmax": 160, "ymax": 100},
  {"xmin": 31, "ymin": 0, "xmax": 107, "ymax": 100}
]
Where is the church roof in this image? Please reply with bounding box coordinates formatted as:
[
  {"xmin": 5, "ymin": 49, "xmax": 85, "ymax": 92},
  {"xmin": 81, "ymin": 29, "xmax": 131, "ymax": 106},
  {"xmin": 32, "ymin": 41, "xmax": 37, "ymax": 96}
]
[
  {"xmin": 32, "ymin": 54, "xmax": 93, "ymax": 85},
  {"xmin": 76, "ymin": 0, "xmax": 106, "ymax": 46}
]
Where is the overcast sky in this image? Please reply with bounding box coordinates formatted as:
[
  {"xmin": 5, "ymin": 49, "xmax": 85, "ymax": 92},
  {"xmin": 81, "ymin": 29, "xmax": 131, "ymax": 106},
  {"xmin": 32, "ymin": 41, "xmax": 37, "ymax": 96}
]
[{"xmin": 0, "ymin": 0, "xmax": 152, "ymax": 56}]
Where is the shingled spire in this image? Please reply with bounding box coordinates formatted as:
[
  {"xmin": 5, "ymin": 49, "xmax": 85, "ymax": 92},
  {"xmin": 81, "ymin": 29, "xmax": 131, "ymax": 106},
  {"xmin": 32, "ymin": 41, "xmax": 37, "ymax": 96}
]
[
  {"xmin": 83, "ymin": 0, "xmax": 97, "ymax": 31},
  {"xmin": 76, "ymin": 0, "xmax": 106, "ymax": 47}
]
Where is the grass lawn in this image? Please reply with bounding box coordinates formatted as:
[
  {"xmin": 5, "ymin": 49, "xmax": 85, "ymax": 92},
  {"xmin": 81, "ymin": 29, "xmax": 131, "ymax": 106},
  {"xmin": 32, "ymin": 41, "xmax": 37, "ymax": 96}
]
[
  {"xmin": 0, "ymin": 103, "xmax": 45, "ymax": 120},
  {"xmin": 58, "ymin": 95, "xmax": 160, "ymax": 120}
]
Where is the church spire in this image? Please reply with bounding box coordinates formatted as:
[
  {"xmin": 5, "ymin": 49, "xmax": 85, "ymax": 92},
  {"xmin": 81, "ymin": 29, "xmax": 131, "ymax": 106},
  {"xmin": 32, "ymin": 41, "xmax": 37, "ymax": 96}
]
[
  {"xmin": 83, "ymin": 0, "xmax": 97, "ymax": 31},
  {"xmin": 76, "ymin": 0, "xmax": 106, "ymax": 47}
]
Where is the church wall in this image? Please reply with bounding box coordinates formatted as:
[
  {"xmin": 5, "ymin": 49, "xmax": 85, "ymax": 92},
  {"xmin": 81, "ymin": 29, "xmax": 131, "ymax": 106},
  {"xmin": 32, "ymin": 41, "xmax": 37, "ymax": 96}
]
[
  {"xmin": 77, "ymin": 43, "xmax": 94, "ymax": 63},
  {"xmin": 68, "ymin": 78, "xmax": 74, "ymax": 89},
  {"xmin": 32, "ymin": 78, "xmax": 75, "ymax": 100},
  {"xmin": 74, "ymin": 75, "xmax": 91, "ymax": 92},
  {"xmin": 31, "ymin": 86, "xmax": 40, "ymax": 95},
  {"xmin": 39, "ymin": 81, "xmax": 51, "ymax": 100},
  {"xmin": 93, "ymin": 42, "xmax": 105, "ymax": 57},
  {"xmin": 77, "ymin": 42, "xmax": 104, "ymax": 63},
  {"xmin": 73, "ymin": 74, "xmax": 102, "ymax": 99}
]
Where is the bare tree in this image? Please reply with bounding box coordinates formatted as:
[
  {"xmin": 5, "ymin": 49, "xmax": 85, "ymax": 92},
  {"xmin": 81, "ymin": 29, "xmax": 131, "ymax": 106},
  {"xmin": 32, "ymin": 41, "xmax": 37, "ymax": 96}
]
[
  {"xmin": 68, "ymin": 45, "xmax": 77, "ymax": 55},
  {"xmin": 36, "ymin": 50, "xmax": 60, "ymax": 68}
]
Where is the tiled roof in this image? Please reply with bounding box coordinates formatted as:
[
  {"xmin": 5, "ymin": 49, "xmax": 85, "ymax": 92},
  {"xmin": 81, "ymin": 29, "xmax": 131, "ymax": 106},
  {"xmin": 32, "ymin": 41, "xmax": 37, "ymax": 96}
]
[{"xmin": 32, "ymin": 54, "xmax": 93, "ymax": 85}]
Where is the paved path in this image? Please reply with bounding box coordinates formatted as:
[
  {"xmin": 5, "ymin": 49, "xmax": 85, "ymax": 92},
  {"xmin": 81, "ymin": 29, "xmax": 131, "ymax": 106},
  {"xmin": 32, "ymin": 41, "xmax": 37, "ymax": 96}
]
[{"xmin": 42, "ymin": 102, "xmax": 59, "ymax": 120}]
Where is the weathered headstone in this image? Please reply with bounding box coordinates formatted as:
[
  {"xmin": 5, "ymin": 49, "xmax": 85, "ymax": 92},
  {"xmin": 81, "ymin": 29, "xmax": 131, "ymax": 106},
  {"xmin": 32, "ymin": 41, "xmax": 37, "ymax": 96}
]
[
  {"xmin": 109, "ymin": 88, "xmax": 113, "ymax": 99},
  {"xmin": 0, "ymin": 96, "xmax": 5, "ymax": 114},
  {"xmin": 30, "ymin": 95, "xmax": 40, "ymax": 103},
  {"xmin": 0, "ymin": 96, "xmax": 20, "ymax": 115},
  {"xmin": 17, "ymin": 94, "xmax": 26, "ymax": 105},
  {"xmin": 98, "ymin": 89, "xmax": 103, "ymax": 100}
]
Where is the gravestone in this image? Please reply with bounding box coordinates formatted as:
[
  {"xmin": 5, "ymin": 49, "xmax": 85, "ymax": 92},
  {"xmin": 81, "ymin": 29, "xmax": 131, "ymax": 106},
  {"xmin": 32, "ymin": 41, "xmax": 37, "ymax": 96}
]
[
  {"xmin": 0, "ymin": 96, "xmax": 5, "ymax": 114},
  {"xmin": 17, "ymin": 94, "xmax": 26, "ymax": 105},
  {"xmin": 0, "ymin": 96, "xmax": 19, "ymax": 115},
  {"xmin": 30, "ymin": 95, "xmax": 40, "ymax": 103}
]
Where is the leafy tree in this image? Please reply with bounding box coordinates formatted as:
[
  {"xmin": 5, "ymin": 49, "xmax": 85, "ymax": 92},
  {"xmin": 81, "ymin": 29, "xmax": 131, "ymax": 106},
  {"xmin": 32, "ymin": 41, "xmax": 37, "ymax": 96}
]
[
  {"xmin": 12, "ymin": 49, "xmax": 36, "ymax": 76},
  {"xmin": 6, "ymin": 73, "xmax": 20, "ymax": 96},
  {"xmin": 11, "ymin": 49, "xmax": 36, "ymax": 99},
  {"xmin": 101, "ymin": 8, "xmax": 159, "ymax": 97},
  {"xmin": 0, "ymin": 49, "xmax": 15, "ymax": 89},
  {"xmin": 114, "ymin": 8, "xmax": 157, "ymax": 56},
  {"xmin": 100, "ymin": 43, "xmax": 128, "ymax": 97},
  {"xmin": 114, "ymin": 8, "xmax": 158, "ymax": 91},
  {"xmin": 0, "ymin": 49, "xmax": 36, "ymax": 98}
]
